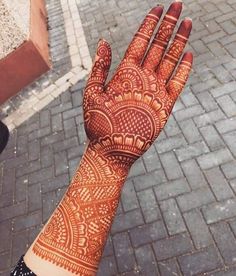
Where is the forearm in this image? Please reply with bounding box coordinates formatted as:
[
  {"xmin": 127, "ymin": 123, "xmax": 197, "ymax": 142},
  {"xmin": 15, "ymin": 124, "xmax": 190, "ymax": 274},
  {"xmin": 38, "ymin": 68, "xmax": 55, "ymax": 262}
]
[{"xmin": 24, "ymin": 143, "xmax": 129, "ymax": 276}]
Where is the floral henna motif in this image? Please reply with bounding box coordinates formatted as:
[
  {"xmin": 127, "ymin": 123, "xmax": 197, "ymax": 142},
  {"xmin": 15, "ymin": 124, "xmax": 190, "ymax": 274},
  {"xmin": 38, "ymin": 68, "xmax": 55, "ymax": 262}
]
[{"xmin": 32, "ymin": 2, "xmax": 193, "ymax": 275}]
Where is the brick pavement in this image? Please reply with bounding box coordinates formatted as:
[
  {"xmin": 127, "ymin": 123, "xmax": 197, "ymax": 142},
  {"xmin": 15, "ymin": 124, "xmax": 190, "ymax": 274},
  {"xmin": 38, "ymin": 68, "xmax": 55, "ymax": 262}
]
[
  {"xmin": 0, "ymin": 0, "xmax": 71, "ymax": 121},
  {"xmin": 1, "ymin": 0, "xmax": 236, "ymax": 275}
]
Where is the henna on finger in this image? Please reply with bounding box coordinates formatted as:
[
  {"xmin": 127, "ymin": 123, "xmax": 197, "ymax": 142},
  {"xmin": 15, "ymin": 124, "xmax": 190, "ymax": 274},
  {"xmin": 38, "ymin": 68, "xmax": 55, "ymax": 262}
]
[
  {"xmin": 156, "ymin": 18, "xmax": 192, "ymax": 84},
  {"xmin": 143, "ymin": 1, "xmax": 182, "ymax": 71},
  {"xmin": 123, "ymin": 6, "xmax": 163, "ymax": 65},
  {"xmin": 167, "ymin": 51, "xmax": 193, "ymax": 100},
  {"xmin": 83, "ymin": 39, "xmax": 112, "ymax": 108}
]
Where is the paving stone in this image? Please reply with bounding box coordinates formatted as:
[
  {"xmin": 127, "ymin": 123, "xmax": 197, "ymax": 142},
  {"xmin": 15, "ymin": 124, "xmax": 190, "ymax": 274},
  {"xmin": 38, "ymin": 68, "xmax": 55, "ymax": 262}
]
[
  {"xmin": 40, "ymin": 146, "xmax": 54, "ymax": 168},
  {"xmin": 210, "ymin": 165, "xmax": 235, "ymax": 199},
  {"xmin": 158, "ymin": 258, "xmax": 182, "ymax": 276},
  {"xmin": 13, "ymin": 211, "xmax": 42, "ymax": 232},
  {"xmin": 194, "ymin": 109, "xmax": 226, "ymax": 128},
  {"xmin": 164, "ymin": 115, "xmax": 181, "ymax": 137},
  {"xmin": 200, "ymin": 125, "xmax": 225, "ymax": 151},
  {"xmin": 102, "ymin": 236, "xmax": 114, "ymax": 258},
  {"xmin": 177, "ymin": 187, "xmax": 215, "ymax": 212},
  {"xmin": 53, "ymin": 136, "xmax": 79, "ymax": 152},
  {"xmin": 202, "ymin": 199, "xmax": 236, "ymax": 224},
  {"xmin": 28, "ymin": 183, "xmax": 42, "ymax": 212},
  {"xmin": 197, "ymin": 91, "xmax": 218, "ymax": 112},
  {"xmin": 54, "ymin": 150, "xmax": 68, "ymax": 176},
  {"xmin": 210, "ymin": 222, "xmax": 236, "ymax": 265},
  {"xmin": 174, "ymin": 105, "xmax": 204, "ymax": 122},
  {"xmin": 0, "ymin": 201, "xmax": 26, "ymax": 221},
  {"xmin": 181, "ymin": 159, "xmax": 207, "ymax": 190},
  {"xmin": 129, "ymin": 220, "xmax": 167, "ymax": 248},
  {"xmin": 178, "ymin": 246, "xmax": 222, "ymax": 276},
  {"xmin": 137, "ymin": 188, "xmax": 161, "ymax": 223},
  {"xmin": 121, "ymin": 180, "xmax": 139, "ymax": 212},
  {"xmin": 223, "ymin": 131, "xmax": 236, "ymax": 157},
  {"xmin": 42, "ymin": 189, "xmax": 65, "ymax": 222},
  {"xmin": 0, "ymin": 252, "xmax": 11, "ymax": 271},
  {"xmin": 159, "ymin": 152, "xmax": 183, "ymax": 180},
  {"xmin": 155, "ymin": 134, "xmax": 187, "ymax": 154},
  {"xmin": 184, "ymin": 209, "xmax": 213, "ymax": 249},
  {"xmin": 135, "ymin": 245, "xmax": 159, "ymax": 276},
  {"xmin": 216, "ymin": 95, "xmax": 236, "ymax": 117},
  {"xmin": 175, "ymin": 141, "xmax": 209, "ymax": 162},
  {"xmin": 0, "ymin": 220, "xmax": 11, "ymax": 253},
  {"xmin": 215, "ymin": 117, "xmax": 236, "ymax": 134},
  {"xmin": 181, "ymin": 88, "xmax": 199, "ymax": 107},
  {"xmin": 111, "ymin": 209, "xmax": 144, "ymax": 234},
  {"xmin": 210, "ymin": 81, "xmax": 236, "ymax": 98},
  {"xmin": 97, "ymin": 256, "xmax": 118, "ymax": 276},
  {"xmin": 128, "ymin": 159, "xmax": 146, "ymax": 178},
  {"xmin": 142, "ymin": 145, "xmax": 161, "ymax": 172},
  {"xmin": 153, "ymin": 233, "xmax": 193, "ymax": 261},
  {"xmin": 28, "ymin": 166, "xmax": 54, "ymax": 185},
  {"xmin": 179, "ymin": 119, "xmax": 202, "ymax": 144},
  {"xmin": 133, "ymin": 169, "xmax": 166, "ymax": 191},
  {"xmin": 197, "ymin": 148, "xmax": 233, "ymax": 170},
  {"xmin": 210, "ymin": 267, "xmax": 236, "ymax": 276},
  {"xmin": 41, "ymin": 132, "xmax": 65, "ymax": 146},
  {"xmin": 221, "ymin": 160, "xmax": 236, "ymax": 180},
  {"xmin": 154, "ymin": 178, "xmax": 190, "ymax": 201},
  {"xmin": 113, "ymin": 232, "xmax": 136, "ymax": 273},
  {"xmin": 160, "ymin": 198, "xmax": 186, "ymax": 235}
]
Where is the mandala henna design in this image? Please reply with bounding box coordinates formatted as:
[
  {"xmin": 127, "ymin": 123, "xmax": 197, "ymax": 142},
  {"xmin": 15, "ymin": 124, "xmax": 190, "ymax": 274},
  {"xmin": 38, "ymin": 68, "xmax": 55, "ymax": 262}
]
[{"xmin": 31, "ymin": 3, "xmax": 193, "ymax": 275}]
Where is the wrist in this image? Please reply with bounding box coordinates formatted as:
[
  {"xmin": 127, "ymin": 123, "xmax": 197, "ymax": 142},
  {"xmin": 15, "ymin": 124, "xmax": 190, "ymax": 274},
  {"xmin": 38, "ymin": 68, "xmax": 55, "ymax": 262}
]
[{"xmin": 77, "ymin": 140, "xmax": 131, "ymax": 183}]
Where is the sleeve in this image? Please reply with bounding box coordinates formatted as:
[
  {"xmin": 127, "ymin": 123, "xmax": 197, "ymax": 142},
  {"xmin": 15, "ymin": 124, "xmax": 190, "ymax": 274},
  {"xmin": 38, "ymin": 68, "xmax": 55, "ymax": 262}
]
[{"xmin": 11, "ymin": 256, "xmax": 36, "ymax": 276}]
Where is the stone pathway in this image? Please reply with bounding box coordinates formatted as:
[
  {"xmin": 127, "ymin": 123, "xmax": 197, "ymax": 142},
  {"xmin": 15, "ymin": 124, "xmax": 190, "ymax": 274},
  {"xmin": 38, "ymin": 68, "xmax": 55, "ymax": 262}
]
[{"xmin": 1, "ymin": 0, "xmax": 236, "ymax": 275}]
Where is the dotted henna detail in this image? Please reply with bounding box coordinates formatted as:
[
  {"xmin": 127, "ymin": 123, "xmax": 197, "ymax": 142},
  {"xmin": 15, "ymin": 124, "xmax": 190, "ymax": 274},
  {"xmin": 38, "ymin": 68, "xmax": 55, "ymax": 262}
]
[{"xmin": 32, "ymin": 3, "xmax": 193, "ymax": 275}]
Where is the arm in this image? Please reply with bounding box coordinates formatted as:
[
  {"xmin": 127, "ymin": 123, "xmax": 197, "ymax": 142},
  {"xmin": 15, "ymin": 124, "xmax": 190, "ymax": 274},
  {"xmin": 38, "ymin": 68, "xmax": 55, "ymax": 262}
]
[{"xmin": 23, "ymin": 1, "xmax": 193, "ymax": 275}]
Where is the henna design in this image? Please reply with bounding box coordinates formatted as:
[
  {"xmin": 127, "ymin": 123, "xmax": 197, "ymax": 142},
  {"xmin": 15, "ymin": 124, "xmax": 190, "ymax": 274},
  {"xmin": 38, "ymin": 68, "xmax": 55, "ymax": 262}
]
[
  {"xmin": 156, "ymin": 18, "xmax": 192, "ymax": 83},
  {"xmin": 143, "ymin": 1, "xmax": 182, "ymax": 71},
  {"xmin": 32, "ymin": 3, "xmax": 193, "ymax": 275}
]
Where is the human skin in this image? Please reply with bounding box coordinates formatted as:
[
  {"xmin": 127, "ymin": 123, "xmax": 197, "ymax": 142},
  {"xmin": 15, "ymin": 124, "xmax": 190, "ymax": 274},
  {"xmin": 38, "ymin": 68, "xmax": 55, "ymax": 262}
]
[{"xmin": 24, "ymin": 1, "xmax": 193, "ymax": 275}]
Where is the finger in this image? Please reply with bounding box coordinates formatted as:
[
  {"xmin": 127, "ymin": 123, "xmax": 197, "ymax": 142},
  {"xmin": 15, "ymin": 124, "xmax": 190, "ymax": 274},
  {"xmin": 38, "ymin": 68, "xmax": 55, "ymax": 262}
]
[
  {"xmin": 87, "ymin": 39, "xmax": 112, "ymax": 90},
  {"xmin": 123, "ymin": 6, "xmax": 163, "ymax": 65},
  {"xmin": 167, "ymin": 52, "xmax": 193, "ymax": 101},
  {"xmin": 143, "ymin": 1, "xmax": 182, "ymax": 71},
  {"xmin": 156, "ymin": 18, "xmax": 192, "ymax": 83}
]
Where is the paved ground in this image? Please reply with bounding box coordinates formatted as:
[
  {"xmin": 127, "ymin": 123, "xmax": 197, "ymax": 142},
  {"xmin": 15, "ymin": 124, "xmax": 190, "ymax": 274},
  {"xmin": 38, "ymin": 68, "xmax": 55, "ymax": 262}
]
[
  {"xmin": 1, "ymin": 0, "xmax": 236, "ymax": 275},
  {"xmin": 0, "ymin": 0, "xmax": 71, "ymax": 121}
]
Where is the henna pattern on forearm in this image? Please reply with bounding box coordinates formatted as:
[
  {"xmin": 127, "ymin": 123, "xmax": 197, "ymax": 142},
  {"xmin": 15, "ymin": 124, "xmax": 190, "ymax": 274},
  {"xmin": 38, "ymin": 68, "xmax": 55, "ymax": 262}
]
[{"xmin": 31, "ymin": 2, "xmax": 193, "ymax": 275}]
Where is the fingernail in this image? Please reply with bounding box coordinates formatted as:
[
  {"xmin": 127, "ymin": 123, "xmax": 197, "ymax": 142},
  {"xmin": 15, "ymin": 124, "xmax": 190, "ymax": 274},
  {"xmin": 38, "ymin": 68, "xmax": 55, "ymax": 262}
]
[{"xmin": 185, "ymin": 17, "xmax": 192, "ymax": 21}]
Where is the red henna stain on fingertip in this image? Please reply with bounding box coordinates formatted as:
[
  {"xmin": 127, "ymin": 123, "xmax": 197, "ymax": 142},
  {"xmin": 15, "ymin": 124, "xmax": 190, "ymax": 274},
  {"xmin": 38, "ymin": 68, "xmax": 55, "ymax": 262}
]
[
  {"xmin": 167, "ymin": 1, "xmax": 183, "ymax": 18},
  {"xmin": 149, "ymin": 6, "xmax": 164, "ymax": 17},
  {"xmin": 177, "ymin": 19, "xmax": 192, "ymax": 37},
  {"xmin": 183, "ymin": 51, "xmax": 193, "ymax": 63}
]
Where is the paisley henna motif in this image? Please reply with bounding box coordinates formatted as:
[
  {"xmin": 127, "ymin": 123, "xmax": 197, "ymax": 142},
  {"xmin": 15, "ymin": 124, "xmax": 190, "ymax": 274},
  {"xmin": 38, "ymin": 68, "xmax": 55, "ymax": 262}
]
[{"xmin": 32, "ymin": 2, "xmax": 193, "ymax": 275}]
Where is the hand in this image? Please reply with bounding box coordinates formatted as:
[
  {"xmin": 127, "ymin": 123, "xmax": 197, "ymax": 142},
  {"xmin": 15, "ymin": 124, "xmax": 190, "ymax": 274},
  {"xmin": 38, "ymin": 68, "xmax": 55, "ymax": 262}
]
[
  {"xmin": 24, "ymin": 3, "xmax": 193, "ymax": 275},
  {"xmin": 84, "ymin": 1, "xmax": 193, "ymax": 170}
]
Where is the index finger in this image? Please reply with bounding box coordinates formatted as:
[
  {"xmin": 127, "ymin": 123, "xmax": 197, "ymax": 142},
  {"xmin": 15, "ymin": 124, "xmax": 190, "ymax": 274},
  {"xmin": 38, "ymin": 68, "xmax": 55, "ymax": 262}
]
[{"xmin": 123, "ymin": 6, "xmax": 163, "ymax": 65}]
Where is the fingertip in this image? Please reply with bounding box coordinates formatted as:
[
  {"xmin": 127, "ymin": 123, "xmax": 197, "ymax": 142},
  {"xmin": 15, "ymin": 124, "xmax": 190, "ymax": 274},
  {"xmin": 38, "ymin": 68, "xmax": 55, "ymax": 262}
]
[
  {"xmin": 183, "ymin": 17, "xmax": 192, "ymax": 28},
  {"xmin": 183, "ymin": 51, "xmax": 193, "ymax": 64},
  {"xmin": 177, "ymin": 18, "xmax": 192, "ymax": 35},
  {"xmin": 166, "ymin": 1, "xmax": 183, "ymax": 19},
  {"xmin": 149, "ymin": 5, "xmax": 164, "ymax": 18}
]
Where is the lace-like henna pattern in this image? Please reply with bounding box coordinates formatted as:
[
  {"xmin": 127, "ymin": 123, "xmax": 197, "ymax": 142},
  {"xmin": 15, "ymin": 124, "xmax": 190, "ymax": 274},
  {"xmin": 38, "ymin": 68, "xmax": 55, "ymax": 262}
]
[
  {"xmin": 32, "ymin": 3, "xmax": 193, "ymax": 275},
  {"xmin": 143, "ymin": 1, "xmax": 182, "ymax": 71}
]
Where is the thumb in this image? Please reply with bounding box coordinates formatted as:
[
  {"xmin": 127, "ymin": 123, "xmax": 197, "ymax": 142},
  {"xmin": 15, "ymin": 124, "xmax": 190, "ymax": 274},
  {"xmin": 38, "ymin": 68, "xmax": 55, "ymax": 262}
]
[{"xmin": 87, "ymin": 39, "xmax": 112, "ymax": 89}]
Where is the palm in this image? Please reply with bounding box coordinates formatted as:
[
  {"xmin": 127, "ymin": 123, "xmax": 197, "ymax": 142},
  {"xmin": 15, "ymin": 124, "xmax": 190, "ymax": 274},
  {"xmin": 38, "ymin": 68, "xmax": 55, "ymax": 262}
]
[{"xmin": 83, "ymin": 2, "xmax": 192, "ymax": 165}]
